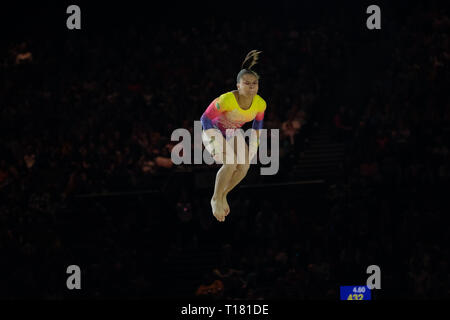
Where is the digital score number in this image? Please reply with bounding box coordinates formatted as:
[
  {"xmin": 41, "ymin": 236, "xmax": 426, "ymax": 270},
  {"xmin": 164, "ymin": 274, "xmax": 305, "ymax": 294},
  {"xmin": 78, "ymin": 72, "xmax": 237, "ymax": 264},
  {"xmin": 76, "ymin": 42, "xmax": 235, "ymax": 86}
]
[{"xmin": 340, "ymin": 286, "xmax": 372, "ymax": 300}]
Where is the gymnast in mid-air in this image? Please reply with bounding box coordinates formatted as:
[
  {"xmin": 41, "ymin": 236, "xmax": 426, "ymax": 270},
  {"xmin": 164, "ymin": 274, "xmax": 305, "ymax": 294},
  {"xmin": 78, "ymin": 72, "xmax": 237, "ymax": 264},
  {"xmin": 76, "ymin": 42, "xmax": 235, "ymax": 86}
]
[{"xmin": 200, "ymin": 50, "xmax": 267, "ymax": 222}]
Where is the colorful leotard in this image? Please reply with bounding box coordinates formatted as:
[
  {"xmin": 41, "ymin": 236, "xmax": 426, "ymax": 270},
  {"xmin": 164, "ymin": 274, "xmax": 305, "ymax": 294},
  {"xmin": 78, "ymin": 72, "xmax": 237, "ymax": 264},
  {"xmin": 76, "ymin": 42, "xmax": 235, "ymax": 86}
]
[{"xmin": 200, "ymin": 91, "xmax": 266, "ymax": 138}]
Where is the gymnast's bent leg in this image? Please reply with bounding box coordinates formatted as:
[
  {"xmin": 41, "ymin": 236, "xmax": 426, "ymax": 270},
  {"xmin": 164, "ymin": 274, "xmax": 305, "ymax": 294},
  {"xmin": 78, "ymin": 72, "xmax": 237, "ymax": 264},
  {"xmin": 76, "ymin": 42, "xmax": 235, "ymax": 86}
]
[
  {"xmin": 202, "ymin": 130, "xmax": 238, "ymax": 222},
  {"xmin": 222, "ymin": 132, "xmax": 251, "ymax": 216}
]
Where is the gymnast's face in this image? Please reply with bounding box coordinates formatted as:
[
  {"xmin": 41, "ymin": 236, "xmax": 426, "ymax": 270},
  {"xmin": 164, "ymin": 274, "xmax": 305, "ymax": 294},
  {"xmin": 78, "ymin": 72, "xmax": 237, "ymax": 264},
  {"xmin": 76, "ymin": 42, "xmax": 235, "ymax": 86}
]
[{"xmin": 237, "ymin": 73, "xmax": 259, "ymax": 97}]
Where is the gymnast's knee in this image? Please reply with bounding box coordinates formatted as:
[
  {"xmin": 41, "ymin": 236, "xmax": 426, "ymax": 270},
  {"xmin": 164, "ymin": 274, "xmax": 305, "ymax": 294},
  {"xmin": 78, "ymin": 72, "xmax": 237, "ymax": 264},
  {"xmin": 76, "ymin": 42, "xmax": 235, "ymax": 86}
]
[
  {"xmin": 214, "ymin": 153, "xmax": 237, "ymax": 170},
  {"xmin": 223, "ymin": 162, "xmax": 238, "ymax": 172},
  {"xmin": 236, "ymin": 163, "xmax": 250, "ymax": 174}
]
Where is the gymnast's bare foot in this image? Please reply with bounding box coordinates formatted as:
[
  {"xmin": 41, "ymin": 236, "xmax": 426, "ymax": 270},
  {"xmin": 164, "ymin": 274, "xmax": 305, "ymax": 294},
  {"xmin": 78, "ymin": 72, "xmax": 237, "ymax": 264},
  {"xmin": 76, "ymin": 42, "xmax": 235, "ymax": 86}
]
[
  {"xmin": 211, "ymin": 196, "xmax": 226, "ymax": 222},
  {"xmin": 223, "ymin": 193, "xmax": 230, "ymax": 216}
]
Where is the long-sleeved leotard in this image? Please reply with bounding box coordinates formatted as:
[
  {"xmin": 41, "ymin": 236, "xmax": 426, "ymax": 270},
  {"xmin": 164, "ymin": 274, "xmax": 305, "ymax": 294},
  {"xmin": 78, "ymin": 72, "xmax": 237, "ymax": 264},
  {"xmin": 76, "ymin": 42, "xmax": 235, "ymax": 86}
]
[{"xmin": 200, "ymin": 91, "xmax": 266, "ymax": 139}]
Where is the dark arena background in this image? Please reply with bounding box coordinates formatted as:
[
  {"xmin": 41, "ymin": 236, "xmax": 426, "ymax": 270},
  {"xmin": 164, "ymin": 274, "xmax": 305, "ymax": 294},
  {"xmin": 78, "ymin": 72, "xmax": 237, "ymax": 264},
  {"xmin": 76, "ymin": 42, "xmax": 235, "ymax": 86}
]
[{"xmin": 0, "ymin": 0, "xmax": 449, "ymax": 308}]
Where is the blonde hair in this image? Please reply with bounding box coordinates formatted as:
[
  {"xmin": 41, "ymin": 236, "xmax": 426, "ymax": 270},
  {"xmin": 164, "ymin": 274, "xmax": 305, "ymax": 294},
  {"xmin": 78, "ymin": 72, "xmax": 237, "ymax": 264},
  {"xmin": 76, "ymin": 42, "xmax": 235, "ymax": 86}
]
[{"xmin": 236, "ymin": 50, "xmax": 262, "ymax": 83}]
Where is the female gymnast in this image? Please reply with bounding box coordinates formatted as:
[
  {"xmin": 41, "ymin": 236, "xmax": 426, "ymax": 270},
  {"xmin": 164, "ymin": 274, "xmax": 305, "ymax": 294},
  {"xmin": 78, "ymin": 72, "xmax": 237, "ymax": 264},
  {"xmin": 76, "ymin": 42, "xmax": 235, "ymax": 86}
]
[{"xmin": 200, "ymin": 50, "xmax": 267, "ymax": 222}]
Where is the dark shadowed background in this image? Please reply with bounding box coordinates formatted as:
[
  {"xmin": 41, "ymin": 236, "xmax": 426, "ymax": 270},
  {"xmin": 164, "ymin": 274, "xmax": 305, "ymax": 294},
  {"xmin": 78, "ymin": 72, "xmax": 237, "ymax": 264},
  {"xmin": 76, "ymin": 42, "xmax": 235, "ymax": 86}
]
[{"xmin": 0, "ymin": 0, "xmax": 448, "ymax": 299}]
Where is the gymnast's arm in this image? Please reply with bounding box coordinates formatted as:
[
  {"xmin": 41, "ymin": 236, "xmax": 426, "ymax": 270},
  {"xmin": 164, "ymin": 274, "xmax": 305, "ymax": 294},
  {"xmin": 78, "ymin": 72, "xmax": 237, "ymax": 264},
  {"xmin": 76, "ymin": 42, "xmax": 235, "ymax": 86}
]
[
  {"xmin": 200, "ymin": 100, "xmax": 227, "ymax": 155},
  {"xmin": 249, "ymin": 110, "xmax": 265, "ymax": 159}
]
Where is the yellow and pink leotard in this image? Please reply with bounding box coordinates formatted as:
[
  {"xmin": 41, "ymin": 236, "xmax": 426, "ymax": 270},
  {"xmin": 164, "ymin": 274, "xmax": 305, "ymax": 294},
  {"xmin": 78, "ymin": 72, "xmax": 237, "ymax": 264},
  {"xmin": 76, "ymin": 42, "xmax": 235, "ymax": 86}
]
[{"xmin": 200, "ymin": 91, "xmax": 266, "ymax": 139}]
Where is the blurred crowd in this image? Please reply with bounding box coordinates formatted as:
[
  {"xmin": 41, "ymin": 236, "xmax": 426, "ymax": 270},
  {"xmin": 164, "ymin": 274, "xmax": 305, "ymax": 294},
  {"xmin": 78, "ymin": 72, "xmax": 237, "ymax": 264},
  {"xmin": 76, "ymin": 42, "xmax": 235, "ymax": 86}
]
[{"xmin": 0, "ymin": 1, "xmax": 448, "ymax": 298}]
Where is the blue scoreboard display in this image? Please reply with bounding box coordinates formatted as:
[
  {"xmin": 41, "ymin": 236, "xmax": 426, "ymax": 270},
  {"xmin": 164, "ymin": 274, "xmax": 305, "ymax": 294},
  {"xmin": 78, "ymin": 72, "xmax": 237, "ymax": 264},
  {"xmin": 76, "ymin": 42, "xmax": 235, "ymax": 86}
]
[{"xmin": 340, "ymin": 286, "xmax": 372, "ymax": 300}]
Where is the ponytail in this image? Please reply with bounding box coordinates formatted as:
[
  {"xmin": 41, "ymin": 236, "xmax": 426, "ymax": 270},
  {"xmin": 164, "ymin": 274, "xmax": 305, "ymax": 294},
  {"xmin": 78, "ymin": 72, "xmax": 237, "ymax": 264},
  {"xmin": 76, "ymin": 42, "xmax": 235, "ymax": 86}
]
[
  {"xmin": 241, "ymin": 50, "xmax": 262, "ymax": 70},
  {"xmin": 237, "ymin": 50, "xmax": 262, "ymax": 83}
]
